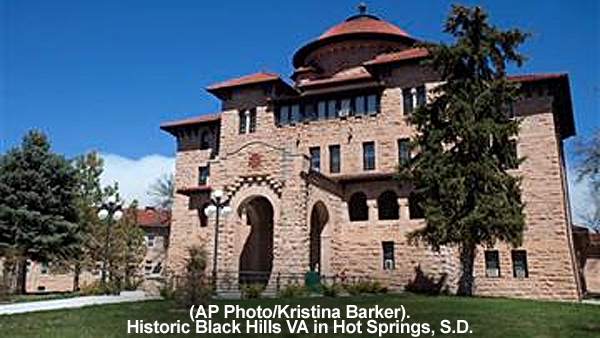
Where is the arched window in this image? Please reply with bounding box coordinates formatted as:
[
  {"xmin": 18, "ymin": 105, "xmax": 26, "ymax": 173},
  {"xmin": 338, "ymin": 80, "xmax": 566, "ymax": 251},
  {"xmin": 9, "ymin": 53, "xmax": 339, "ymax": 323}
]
[
  {"xmin": 378, "ymin": 190, "xmax": 399, "ymax": 220},
  {"xmin": 200, "ymin": 130, "xmax": 212, "ymax": 150},
  {"xmin": 409, "ymin": 192, "xmax": 424, "ymax": 219},
  {"xmin": 349, "ymin": 192, "xmax": 368, "ymax": 221}
]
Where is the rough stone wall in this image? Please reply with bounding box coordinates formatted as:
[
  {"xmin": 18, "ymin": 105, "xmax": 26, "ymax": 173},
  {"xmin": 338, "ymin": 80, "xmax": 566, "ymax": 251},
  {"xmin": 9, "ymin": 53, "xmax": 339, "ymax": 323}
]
[
  {"xmin": 471, "ymin": 97, "xmax": 580, "ymax": 300},
  {"xmin": 166, "ymin": 62, "xmax": 579, "ymax": 301}
]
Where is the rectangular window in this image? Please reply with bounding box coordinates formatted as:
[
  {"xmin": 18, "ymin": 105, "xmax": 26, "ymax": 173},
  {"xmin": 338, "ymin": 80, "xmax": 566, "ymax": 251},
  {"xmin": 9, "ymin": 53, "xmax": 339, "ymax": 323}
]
[
  {"xmin": 327, "ymin": 100, "xmax": 337, "ymax": 119},
  {"xmin": 317, "ymin": 101, "xmax": 327, "ymax": 120},
  {"xmin": 512, "ymin": 250, "xmax": 528, "ymax": 278},
  {"xmin": 291, "ymin": 104, "xmax": 301, "ymax": 124},
  {"xmin": 354, "ymin": 95, "xmax": 365, "ymax": 115},
  {"xmin": 366, "ymin": 94, "xmax": 378, "ymax": 115},
  {"xmin": 41, "ymin": 261, "xmax": 49, "ymax": 274},
  {"xmin": 416, "ymin": 85, "xmax": 426, "ymax": 108},
  {"xmin": 147, "ymin": 234, "xmax": 156, "ymax": 248},
  {"xmin": 398, "ymin": 139, "xmax": 410, "ymax": 167},
  {"xmin": 403, "ymin": 88, "xmax": 414, "ymax": 115},
  {"xmin": 304, "ymin": 102, "xmax": 316, "ymax": 121},
  {"xmin": 382, "ymin": 242, "xmax": 395, "ymax": 270},
  {"xmin": 198, "ymin": 166, "xmax": 209, "ymax": 185},
  {"xmin": 239, "ymin": 111, "xmax": 247, "ymax": 134},
  {"xmin": 340, "ymin": 98, "xmax": 351, "ymax": 117},
  {"xmin": 485, "ymin": 251, "xmax": 500, "ymax": 277},
  {"xmin": 248, "ymin": 109, "xmax": 257, "ymax": 133},
  {"xmin": 329, "ymin": 145, "xmax": 340, "ymax": 173},
  {"xmin": 363, "ymin": 142, "xmax": 375, "ymax": 171},
  {"xmin": 310, "ymin": 147, "xmax": 321, "ymax": 172},
  {"xmin": 279, "ymin": 106, "xmax": 289, "ymax": 126}
]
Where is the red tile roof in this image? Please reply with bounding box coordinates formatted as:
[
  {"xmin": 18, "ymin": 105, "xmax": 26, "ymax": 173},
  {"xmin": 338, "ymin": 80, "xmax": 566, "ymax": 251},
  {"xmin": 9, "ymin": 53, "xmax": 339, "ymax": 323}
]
[
  {"xmin": 136, "ymin": 208, "xmax": 170, "ymax": 228},
  {"xmin": 160, "ymin": 113, "xmax": 221, "ymax": 132},
  {"xmin": 364, "ymin": 47, "xmax": 429, "ymax": 66},
  {"xmin": 206, "ymin": 72, "xmax": 281, "ymax": 91},
  {"xmin": 319, "ymin": 15, "xmax": 410, "ymax": 40}
]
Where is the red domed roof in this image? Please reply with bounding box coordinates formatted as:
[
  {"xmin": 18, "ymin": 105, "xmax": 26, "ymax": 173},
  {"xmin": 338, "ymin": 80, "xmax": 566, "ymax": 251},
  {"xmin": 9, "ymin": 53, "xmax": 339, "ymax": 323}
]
[
  {"xmin": 292, "ymin": 12, "xmax": 415, "ymax": 68},
  {"xmin": 319, "ymin": 14, "xmax": 410, "ymax": 40}
]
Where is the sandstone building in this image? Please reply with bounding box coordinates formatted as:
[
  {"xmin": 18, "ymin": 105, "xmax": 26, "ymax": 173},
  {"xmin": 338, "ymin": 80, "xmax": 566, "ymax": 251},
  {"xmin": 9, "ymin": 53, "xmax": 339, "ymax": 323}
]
[
  {"xmin": 11, "ymin": 207, "xmax": 170, "ymax": 293},
  {"xmin": 161, "ymin": 7, "xmax": 582, "ymax": 300}
]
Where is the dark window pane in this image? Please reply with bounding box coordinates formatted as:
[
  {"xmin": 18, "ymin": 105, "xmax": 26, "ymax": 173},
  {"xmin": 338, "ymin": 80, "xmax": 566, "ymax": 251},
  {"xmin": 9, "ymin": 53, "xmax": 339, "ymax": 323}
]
[
  {"xmin": 329, "ymin": 145, "xmax": 340, "ymax": 173},
  {"xmin": 279, "ymin": 106, "xmax": 289, "ymax": 126},
  {"xmin": 354, "ymin": 96, "xmax": 365, "ymax": 115},
  {"xmin": 198, "ymin": 166, "xmax": 209, "ymax": 185},
  {"xmin": 403, "ymin": 88, "xmax": 414, "ymax": 115},
  {"xmin": 382, "ymin": 242, "xmax": 395, "ymax": 270},
  {"xmin": 367, "ymin": 94, "xmax": 378, "ymax": 115},
  {"xmin": 409, "ymin": 192, "xmax": 424, "ymax": 219},
  {"xmin": 349, "ymin": 192, "xmax": 368, "ymax": 221},
  {"xmin": 317, "ymin": 101, "xmax": 327, "ymax": 120},
  {"xmin": 291, "ymin": 104, "xmax": 301, "ymax": 124},
  {"xmin": 398, "ymin": 139, "xmax": 410, "ymax": 167},
  {"xmin": 485, "ymin": 251, "xmax": 500, "ymax": 277},
  {"xmin": 512, "ymin": 250, "xmax": 528, "ymax": 278},
  {"xmin": 378, "ymin": 191, "xmax": 399, "ymax": 220},
  {"xmin": 310, "ymin": 147, "xmax": 320, "ymax": 172},
  {"xmin": 249, "ymin": 109, "xmax": 257, "ymax": 133},
  {"xmin": 239, "ymin": 111, "xmax": 247, "ymax": 134},
  {"xmin": 416, "ymin": 85, "xmax": 426, "ymax": 108},
  {"xmin": 363, "ymin": 142, "xmax": 375, "ymax": 171},
  {"xmin": 328, "ymin": 100, "xmax": 337, "ymax": 119}
]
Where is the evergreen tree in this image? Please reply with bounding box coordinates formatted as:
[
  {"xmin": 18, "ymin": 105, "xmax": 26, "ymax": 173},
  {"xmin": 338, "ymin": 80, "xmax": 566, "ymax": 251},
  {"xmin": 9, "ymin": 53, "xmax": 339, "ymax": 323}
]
[
  {"xmin": 404, "ymin": 5, "xmax": 527, "ymax": 295},
  {"xmin": 0, "ymin": 130, "xmax": 81, "ymax": 294},
  {"xmin": 71, "ymin": 152, "xmax": 105, "ymax": 291}
]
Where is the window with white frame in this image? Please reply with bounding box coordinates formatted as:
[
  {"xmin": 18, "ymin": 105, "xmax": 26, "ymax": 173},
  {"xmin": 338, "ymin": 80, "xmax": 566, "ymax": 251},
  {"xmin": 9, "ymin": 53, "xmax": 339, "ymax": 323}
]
[
  {"xmin": 147, "ymin": 234, "xmax": 156, "ymax": 248},
  {"xmin": 485, "ymin": 251, "xmax": 500, "ymax": 277},
  {"xmin": 402, "ymin": 85, "xmax": 426, "ymax": 115},
  {"xmin": 382, "ymin": 242, "xmax": 395, "ymax": 270},
  {"xmin": 239, "ymin": 108, "xmax": 257, "ymax": 134}
]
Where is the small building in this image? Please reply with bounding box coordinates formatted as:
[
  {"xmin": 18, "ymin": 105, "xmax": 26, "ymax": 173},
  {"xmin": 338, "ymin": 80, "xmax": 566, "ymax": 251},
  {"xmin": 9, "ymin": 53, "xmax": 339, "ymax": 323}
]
[
  {"xmin": 20, "ymin": 207, "xmax": 170, "ymax": 293},
  {"xmin": 162, "ymin": 6, "xmax": 581, "ymax": 300}
]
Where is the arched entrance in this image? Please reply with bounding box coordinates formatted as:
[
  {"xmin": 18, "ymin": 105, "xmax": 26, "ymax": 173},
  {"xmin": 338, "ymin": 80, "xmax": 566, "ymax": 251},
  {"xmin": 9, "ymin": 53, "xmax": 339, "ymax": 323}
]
[
  {"xmin": 238, "ymin": 196, "xmax": 274, "ymax": 285},
  {"xmin": 310, "ymin": 201, "xmax": 329, "ymax": 273}
]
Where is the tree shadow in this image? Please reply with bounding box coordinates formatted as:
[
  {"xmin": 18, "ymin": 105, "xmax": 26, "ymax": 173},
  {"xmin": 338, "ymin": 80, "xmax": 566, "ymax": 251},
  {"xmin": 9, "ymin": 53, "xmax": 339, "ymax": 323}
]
[{"xmin": 405, "ymin": 265, "xmax": 448, "ymax": 295}]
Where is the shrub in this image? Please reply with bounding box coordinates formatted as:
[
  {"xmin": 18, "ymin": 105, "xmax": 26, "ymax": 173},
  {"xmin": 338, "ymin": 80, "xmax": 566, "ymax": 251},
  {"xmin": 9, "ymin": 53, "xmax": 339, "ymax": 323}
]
[
  {"xmin": 240, "ymin": 283, "xmax": 265, "ymax": 299},
  {"xmin": 344, "ymin": 280, "xmax": 387, "ymax": 295},
  {"xmin": 278, "ymin": 284, "xmax": 306, "ymax": 298},
  {"xmin": 174, "ymin": 246, "xmax": 212, "ymax": 308},
  {"xmin": 320, "ymin": 282, "xmax": 342, "ymax": 297}
]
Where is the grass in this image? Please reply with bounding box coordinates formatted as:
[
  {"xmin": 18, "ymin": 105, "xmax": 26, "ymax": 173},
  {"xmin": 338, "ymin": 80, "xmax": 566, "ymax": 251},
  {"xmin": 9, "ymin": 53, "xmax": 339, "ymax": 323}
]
[
  {"xmin": 2, "ymin": 292, "xmax": 82, "ymax": 304},
  {"xmin": 0, "ymin": 293, "xmax": 599, "ymax": 337}
]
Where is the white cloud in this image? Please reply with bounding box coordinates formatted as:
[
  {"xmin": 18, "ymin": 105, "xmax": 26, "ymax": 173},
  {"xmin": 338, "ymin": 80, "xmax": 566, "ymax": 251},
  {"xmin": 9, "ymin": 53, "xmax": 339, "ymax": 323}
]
[
  {"xmin": 566, "ymin": 165, "xmax": 595, "ymax": 226},
  {"xmin": 100, "ymin": 153, "xmax": 174, "ymax": 207}
]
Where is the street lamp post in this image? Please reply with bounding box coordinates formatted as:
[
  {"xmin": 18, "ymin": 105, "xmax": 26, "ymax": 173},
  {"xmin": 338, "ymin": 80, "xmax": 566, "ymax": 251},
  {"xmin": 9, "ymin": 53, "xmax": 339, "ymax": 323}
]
[
  {"xmin": 97, "ymin": 195, "xmax": 123, "ymax": 289},
  {"xmin": 204, "ymin": 189, "xmax": 232, "ymax": 290}
]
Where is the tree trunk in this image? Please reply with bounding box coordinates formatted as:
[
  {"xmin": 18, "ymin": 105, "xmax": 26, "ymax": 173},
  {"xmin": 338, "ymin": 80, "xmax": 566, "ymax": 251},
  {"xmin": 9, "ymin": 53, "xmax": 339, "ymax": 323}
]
[
  {"xmin": 457, "ymin": 243, "xmax": 476, "ymax": 296},
  {"xmin": 16, "ymin": 258, "xmax": 28, "ymax": 295},
  {"xmin": 73, "ymin": 262, "xmax": 81, "ymax": 292}
]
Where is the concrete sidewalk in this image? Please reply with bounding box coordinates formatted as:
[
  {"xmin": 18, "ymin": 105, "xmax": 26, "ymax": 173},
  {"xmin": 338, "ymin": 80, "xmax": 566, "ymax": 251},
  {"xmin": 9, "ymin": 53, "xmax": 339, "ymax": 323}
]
[{"xmin": 0, "ymin": 291, "xmax": 161, "ymax": 316}]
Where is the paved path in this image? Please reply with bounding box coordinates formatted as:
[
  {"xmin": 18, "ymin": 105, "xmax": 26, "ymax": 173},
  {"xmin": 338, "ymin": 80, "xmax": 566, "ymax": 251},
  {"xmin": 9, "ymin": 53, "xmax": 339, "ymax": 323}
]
[{"xmin": 0, "ymin": 291, "xmax": 161, "ymax": 316}]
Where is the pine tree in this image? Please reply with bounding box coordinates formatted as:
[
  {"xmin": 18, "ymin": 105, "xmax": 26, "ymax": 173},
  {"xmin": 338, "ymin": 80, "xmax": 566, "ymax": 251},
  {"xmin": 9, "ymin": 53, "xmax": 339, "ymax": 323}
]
[
  {"xmin": 0, "ymin": 130, "xmax": 81, "ymax": 294},
  {"xmin": 148, "ymin": 174, "xmax": 174, "ymax": 209},
  {"xmin": 405, "ymin": 5, "xmax": 527, "ymax": 295},
  {"xmin": 71, "ymin": 152, "xmax": 105, "ymax": 291}
]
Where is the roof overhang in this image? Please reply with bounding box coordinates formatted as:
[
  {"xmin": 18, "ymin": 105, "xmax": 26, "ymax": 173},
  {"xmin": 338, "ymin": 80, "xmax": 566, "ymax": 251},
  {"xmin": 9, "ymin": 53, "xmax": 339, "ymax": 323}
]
[
  {"xmin": 508, "ymin": 73, "xmax": 575, "ymax": 139},
  {"xmin": 160, "ymin": 113, "xmax": 221, "ymax": 136}
]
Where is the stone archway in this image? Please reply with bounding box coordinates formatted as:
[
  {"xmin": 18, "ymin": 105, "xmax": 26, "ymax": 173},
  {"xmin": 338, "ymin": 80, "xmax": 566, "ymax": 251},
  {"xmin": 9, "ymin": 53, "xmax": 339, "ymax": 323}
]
[
  {"xmin": 310, "ymin": 201, "xmax": 329, "ymax": 273},
  {"xmin": 238, "ymin": 196, "xmax": 274, "ymax": 285}
]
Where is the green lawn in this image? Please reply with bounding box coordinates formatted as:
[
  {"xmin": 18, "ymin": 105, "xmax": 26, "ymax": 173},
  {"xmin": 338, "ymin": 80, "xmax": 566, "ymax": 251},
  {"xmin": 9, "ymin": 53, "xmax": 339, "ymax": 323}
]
[{"xmin": 0, "ymin": 294, "xmax": 599, "ymax": 337}]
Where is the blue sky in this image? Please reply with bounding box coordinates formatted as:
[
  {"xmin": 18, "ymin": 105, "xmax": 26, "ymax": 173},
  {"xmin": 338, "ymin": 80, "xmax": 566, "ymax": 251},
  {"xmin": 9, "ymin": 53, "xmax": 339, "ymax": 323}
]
[{"xmin": 2, "ymin": 0, "xmax": 599, "ymax": 210}]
